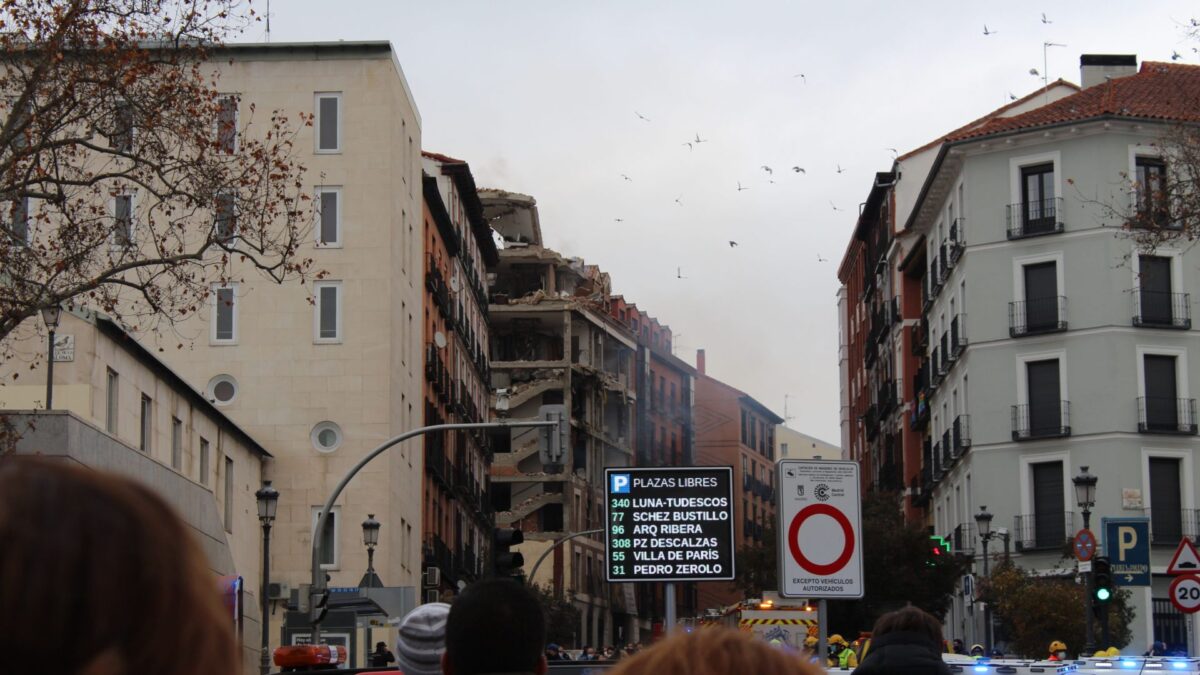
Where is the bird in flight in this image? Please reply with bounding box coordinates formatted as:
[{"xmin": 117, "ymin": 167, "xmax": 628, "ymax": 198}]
[
  {"xmin": 792, "ymin": 166, "xmax": 806, "ymax": 174},
  {"xmin": 761, "ymin": 165, "xmax": 773, "ymax": 175},
  {"xmin": 1029, "ymin": 67, "xmax": 1041, "ymax": 77},
  {"xmin": 728, "ymin": 241, "xmax": 739, "ymax": 248},
  {"xmin": 635, "ymin": 111, "xmax": 651, "ymax": 122},
  {"xmin": 983, "ymin": 24, "xmax": 997, "ymax": 35},
  {"xmin": 737, "ymin": 182, "xmax": 750, "ymax": 192},
  {"xmin": 683, "ymin": 141, "xmax": 693, "ymax": 151},
  {"xmin": 1172, "ymin": 51, "xmax": 1183, "ymax": 61},
  {"xmin": 836, "ymin": 164, "xmax": 845, "ymax": 174},
  {"xmin": 886, "ymin": 148, "xmax": 898, "ymax": 159},
  {"xmin": 674, "ymin": 195, "xmax": 684, "ymax": 207},
  {"xmin": 1008, "ymin": 92, "xmax": 1018, "ymax": 101},
  {"xmin": 794, "ymin": 73, "xmax": 806, "ymax": 83},
  {"xmin": 620, "ymin": 174, "xmax": 632, "ymax": 182},
  {"xmin": 1041, "ymin": 12, "xmax": 1052, "ymax": 24},
  {"xmin": 693, "ymin": 133, "xmax": 708, "ymax": 144},
  {"xmin": 830, "ymin": 201, "xmax": 843, "ymax": 212},
  {"xmin": 676, "ymin": 267, "xmax": 687, "ymax": 279},
  {"xmin": 614, "ymin": 218, "xmax": 624, "ymax": 223},
  {"xmin": 817, "ymin": 254, "xmax": 828, "ymax": 262}
]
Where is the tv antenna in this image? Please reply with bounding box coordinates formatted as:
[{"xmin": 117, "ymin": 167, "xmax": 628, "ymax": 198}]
[
  {"xmin": 1043, "ymin": 42, "xmax": 1067, "ymax": 102},
  {"xmin": 784, "ymin": 394, "xmax": 796, "ymax": 423}
]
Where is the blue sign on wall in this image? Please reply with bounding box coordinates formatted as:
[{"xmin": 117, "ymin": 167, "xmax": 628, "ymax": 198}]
[{"xmin": 1103, "ymin": 517, "xmax": 1151, "ymax": 587}]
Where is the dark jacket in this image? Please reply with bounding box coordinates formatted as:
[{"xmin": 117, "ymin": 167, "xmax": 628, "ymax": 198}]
[{"xmin": 852, "ymin": 631, "xmax": 952, "ymax": 675}]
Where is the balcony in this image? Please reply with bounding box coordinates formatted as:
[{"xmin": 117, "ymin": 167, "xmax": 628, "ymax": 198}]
[
  {"xmin": 939, "ymin": 241, "xmax": 951, "ymax": 274},
  {"xmin": 930, "ymin": 345, "xmax": 943, "ymax": 387},
  {"xmin": 940, "ymin": 332, "xmax": 952, "ymax": 369},
  {"xmin": 1011, "ymin": 401, "xmax": 1071, "ymax": 441},
  {"xmin": 1009, "ymin": 296, "xmax": 1068, "ymax": 337},
  {"xmin": 951, "ymin": 522, "xmax": 976, "ymax": 556},
  {"xmin": 1137, "ymin": 397, "xmax": 1198, "ymax": 435},
  {"xmin": 1014, "ymin": 511, "xmax": 1074, "ymax": 552},
  {"xmin": 941, "ymin": 430, "xmax": 952, "ymax": 466},
  {"xmin": 952, "ymin": 415, "xmax": 971, "ymax": 455},
  {"xmin": 878, "ymin": 380, "xmax": 897, "ymax": 416},
  {"xmin": 922, "ymin": 276, "xmax": 934, "ymax": 313},
  {"xmin": 932, "ymin": 441, "xmax": 944, "ymax": 478},
  {"xmin": 1133, "ymin": 290, "xmax": 1191, "ymax": 329},
  {"xmin": 919, "ymin": 464, "xmax": 934, "ymax": 502},
  {"xmin": 910, "ymin": 319, "xmax": 929, "ymax": 356},
  {"xmin": 890, "ymin": 296, "xmax": 902, "ymax": 327},
  {"xmin": 1145, "ymin": 509, "xmax": 1200, "ymax": 545},
  {"xmin": 930, "ymin": 254, "xmax": 943, "ymax": 295},
  {"xmin": 1006, "ymin": 197, "xmax": 1064, "ymax": 239},
  {"xmin": 948, "ymin": 218, "xmax": 965, "ymax": 263},
  {"xmin": 950, "ymin": 314, "xmax": 967, "ymax": 357}
]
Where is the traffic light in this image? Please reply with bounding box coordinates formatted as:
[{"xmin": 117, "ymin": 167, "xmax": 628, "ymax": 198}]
[
  {"xmin": 928, "ymin": 535, "xmax": 951, "ymax": 566},
  {"xmin": 1093, "ymin": 556, "xmax": 1113, "ymax": 604},
  {"xmin": 538, "ymin": 404, "xmax": 567, "ymax": 470},
  {"xmin": 493, "ymin": 527, "xmax": 525, "ymax": 577}
]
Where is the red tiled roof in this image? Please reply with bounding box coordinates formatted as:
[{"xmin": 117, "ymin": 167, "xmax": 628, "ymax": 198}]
[
  {"xmin": 948, "ymin": 62, "xmax": 1200, "ymax": 142},
  {"xmin": 897, "ymin": 80, "xmax": 1080, "ymax": 161},
  {"xmin": 421, "ymin": 150, "xmax": 466, "ymax": 164}
]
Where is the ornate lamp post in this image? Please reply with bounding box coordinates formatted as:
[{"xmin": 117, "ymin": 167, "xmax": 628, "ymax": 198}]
[
  {"xmin": 40, "ymin": 306, "xmax": 61, "ymax": 409},
  {"xmin": 1073, "ymin": 466, "xmax": 1099, "ymax": 655},
  {"xmin": 975, "ymin": 505, "xmax": 995, "ymax": 653},
  {"xmin": 255, "ymin": 481, "xmax": 279, "ymax": 675}
]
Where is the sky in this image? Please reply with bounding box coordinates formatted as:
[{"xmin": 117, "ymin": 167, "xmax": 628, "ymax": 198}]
[{"xmin": 257, "ymin": 0, "xmax": 1198, "ymax": 444}]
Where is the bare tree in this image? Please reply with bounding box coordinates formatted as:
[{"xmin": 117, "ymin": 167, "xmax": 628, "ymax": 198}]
[{"xmin": 0, "ymin": 0, "xmax": 313, "ymax": 355}]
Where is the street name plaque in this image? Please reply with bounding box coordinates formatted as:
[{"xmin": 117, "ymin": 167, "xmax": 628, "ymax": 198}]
[{"xmin": 604, "ymin": 467, "xmax": 736, "ymax": 582}]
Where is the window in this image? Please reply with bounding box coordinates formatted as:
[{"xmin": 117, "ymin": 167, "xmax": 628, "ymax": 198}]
[
  {"xmin": 211, "ymin": 285, "xmax": 237, "ymax": 343},
  {"xmin": 1031, "ymin": 461, "xmax": 1065, "ymax": 549},
  {"xmin": 1021, "ymin": 163, "xmax": 1056, "ymax": 233},
  {"xmin": 216, "ymin": 95, "xmax": 238, "ymax": 154},
  {"xmin": 315, "ymin": 93, "xmax": 341, "ymax": 153},
  {"xmin": 1149, "ymin": 458, "xmax": 1183, "ymax": 544},
  {"xmin": 139, "ymin": 394, "xmax": 152, "ymax": 452},
  {"xmin": 171, "ymin": 417, "xmax": 182, "ymax": 470},
  {"xmin": 312, "ymin": 507, "xmax": 341, "ymax": 568},
  {"xmin": 311, "ymin": 421, "xmax": 343, "ymax": 453},
  {"xmin": 111, "ymin": 100, "xmax": 134, "ymax": 153},
  {"xmin": 1135, "ymin": 156, "xmax": 1170, "ymax": 227},
  {"xmin": 214, "ymin": 192, "xmax": 237, "ymax": 243},
  {"xmin": 1140, "ymin": 353, "xmax": 1193, "ymax": 433},
  {"xmin": 223, "ymin": 456, "xmax": 233, "ymax": 533},
  {"xmin": 105, "ymin": 368, "xmax": 118, "ymax": 433},
  {"xmin": 113, "ymin": 193, "xmax": 134, "ymax": 247},
  {"xmin": 314, "ymin": 281, "xmax": 343, "ymax": 343},
  {"xmin": 316, "ymin": 187, "xmax": 341, "ymax": 246},
  {"xmin": 7, "ymin": 197, "xmax": 29, "ymax": 245},
  {"xmin": 1135, "ymin": 254, "xmax": 1188, "ymax": 328},
  {"xmin": 1024, "ymin": 358, "xmax": 1065, "ymax": 438},
  {"xmin": 1014, "ymin": 261, "xmax": 1064, "ymax": 336},
  {"xmin": 199, "ymin": 437, "xmax": 210, "ymax": 485},
  {"xmin": 206, "ymin": 374, "xmax": 238, "ymax": 405}
]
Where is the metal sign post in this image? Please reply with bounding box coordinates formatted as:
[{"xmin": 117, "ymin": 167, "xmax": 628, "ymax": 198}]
[
  {"xmin": 665, "ymin": 583, "xmax": 677, "ymax": 635},
  {"xmin": 817, "ymin": 599, "xmax": 827, "ymax": 667}
]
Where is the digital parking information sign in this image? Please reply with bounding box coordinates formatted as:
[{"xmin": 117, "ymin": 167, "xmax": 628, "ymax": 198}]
[{"xmin": 604, "ymin": 467, "xmax": 736, "ymax": 583}]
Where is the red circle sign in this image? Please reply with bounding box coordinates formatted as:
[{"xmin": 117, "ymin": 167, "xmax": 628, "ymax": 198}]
[
  {"xmin": 1073, "ymin": 529, "xmax": 1097, "ymax": 562},
  {"xmin": 788, "ymin": 503, "xmax": 855, "ymax": 576},
  {"xmin": 1169, "ymin": 574, "xmax": 1200, "ymax": 614}
]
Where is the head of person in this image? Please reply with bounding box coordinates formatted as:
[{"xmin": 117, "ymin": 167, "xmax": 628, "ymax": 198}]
[
  {"xmin": 1049, "ymin": 640, "xmax": 1067, "ymax": 659},
  {"xmin": 970, "ymin": 644, "xmax": 985, "ymax": 657},
  {"xmin": 0, "ymin": 457, "xmax": 237, "ymax": 675},
  {"xmin": 376, "ymin": 641, "xmax": 389, "ymax": 652},
  {"xmin": 445, "ymin": 578, "xmax": 546, "ymax": 675},
  {"xmin": 607, "ymin": 628, "xmax": 824, "ymax": 675},
  {"xmin": 869, "ymin": 606, "xmax": 945, "ymax": 651},
  {"xmin": 396, "ymin": 602, "xmax": 450, "ymax": 675}
]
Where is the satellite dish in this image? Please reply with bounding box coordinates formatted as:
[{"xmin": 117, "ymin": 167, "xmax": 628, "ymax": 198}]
[
  {"xmin": 449, "ymin": 274, "xmax": 461, "ymax": 293},
  {"xmin": 434, "ymin": 331, "xmax": 447, "ymax": 349}
]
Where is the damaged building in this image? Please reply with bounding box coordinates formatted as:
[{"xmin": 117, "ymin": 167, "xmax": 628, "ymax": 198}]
[{"xmin": 482, "ymin": 188, "xmax": 640, "ymax": 647}]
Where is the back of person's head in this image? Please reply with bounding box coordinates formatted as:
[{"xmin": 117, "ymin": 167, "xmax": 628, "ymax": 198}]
[
  {"xmin": 870, "ymin": 606, "xmax": 945, "ymax": 648},
  {"xmin": 0, "ymin": 457, "xmax": 237, "ymax": 675},
  {"xmin": 607, "ymin": 628, "xmax": 824, "ymax": 675},
  {"xmin": 445, "ymin": 578, "xmax": 545, "ymax": 675}
]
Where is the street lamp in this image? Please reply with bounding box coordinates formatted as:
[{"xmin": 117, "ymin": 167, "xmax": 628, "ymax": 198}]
[
  {"xmin": 1073, "ymin": 466, "xmax": 1099, "ymax": 654},
  {"xmin": 40, "ymin": 306, "xmax": 61, "ymax": 409},
  {"xmin": 361, "ymin": 514, "xmax": 381, "ymax": 587},
  {"xmin": 255, "ymin": 480, "xmax": 279, "ymax": 675},
  {"xmin": 975, "ymin": 505, "xmax": 995, "ymax": 653}
]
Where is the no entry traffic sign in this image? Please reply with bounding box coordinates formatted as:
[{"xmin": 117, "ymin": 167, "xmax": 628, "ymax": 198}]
[
  {"xmin": 777, "ymin": 460, "xmax": 863, "ymax": 599},
  {"xmin": 1169, "ymin": 574, "xmax": 1200, "ymax": 614},
  {"xmin": 1073, "ymin": 529, "xmax": 1097, "ymax": 562}
]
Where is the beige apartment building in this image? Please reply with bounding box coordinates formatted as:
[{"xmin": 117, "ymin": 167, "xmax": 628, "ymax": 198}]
[
  {"xmin": 141, "ymin": 40, "xmax": 427, "ymax": 637},
  {"xmin": 0, "ymin": 310, "xmax": 269, "ymax": 674},
  {"xmin": 775, "ymin": 426, "xmax": 841, "ymax": 461}
]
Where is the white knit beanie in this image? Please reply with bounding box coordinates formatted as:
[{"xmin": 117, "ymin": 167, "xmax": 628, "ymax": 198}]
[{"xmin": 396, "ymin": 602, "xmax": 451, "ymax": 675}]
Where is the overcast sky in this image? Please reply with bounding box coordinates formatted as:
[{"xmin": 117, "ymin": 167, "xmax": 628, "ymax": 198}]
[{"xmin": 260, "ymin": 1, "xmax": 1198, "ymax": 444}]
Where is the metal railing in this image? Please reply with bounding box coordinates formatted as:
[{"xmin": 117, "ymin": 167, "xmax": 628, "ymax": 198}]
[
  {"xmin": 1007, "ymin": 197, "xmax": 1064, "ymax": 239},
  {"xmin": 950, "ymin": 314, "xmax": 967, "ymax": 356},
  {"xmin": 1133, "ymin": 289, "xmax": 1191, "ymax": 329},
  {"xmin": 952, "ymin": 522, "xmax": 977, "ymax": 555},
  {"xmin": 948, "ymin": 218, "xmax": 966, "ymax": 263},
  {"xmin": 1009, "ymin": 296, "xmax": 1068, "ymax": 337},
  {"xmin": 952, "ymin": 415, "xmax": 971, "ymax": 454},
  {"xmin": 1011, "ymin": 401, "xmax": 1071, "ymax": 440},
  {"xmin": 1014, "ymin": 511, "xmax": 1075, "ymax": 551},
  {"xmin": 1144, "ymin": 509, "xmax": 1200, "ymax": 545},
  {"xmin": 1137, "ymin": 397, "xmax": 1198, "ymax": 435}
]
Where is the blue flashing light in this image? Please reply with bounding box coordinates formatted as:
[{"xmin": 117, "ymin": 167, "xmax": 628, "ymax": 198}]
[
  {"xmin": 1171, "ymin": 663, "xmax": 1188, "ymax": 670},
  {"xmin": 975, "ymin": 666, "xmax": 990, "ymax": 672},
  {"xmin": 1123, "ymin": 661, "xmax": 1138, "ymax": 669}
]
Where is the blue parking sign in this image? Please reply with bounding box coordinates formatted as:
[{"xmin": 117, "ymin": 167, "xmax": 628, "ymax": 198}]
[{"xmin": 1103, "ymin": 518, "xmax": 1150, "ymax": 587}]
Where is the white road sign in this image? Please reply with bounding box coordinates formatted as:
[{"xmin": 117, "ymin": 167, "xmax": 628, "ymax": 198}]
[
  {"xmin": 1169, "ymin": 574, "xmax": 1200, "ymax": 614},
  {"xmin": 777, "ymin": 459, "xmax": 864, "ymax": 599}
]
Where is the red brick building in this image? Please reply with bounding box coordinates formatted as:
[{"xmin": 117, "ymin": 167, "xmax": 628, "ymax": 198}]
[{"xmin": 421, "ymin": 152, "xmax": 498, "ymax": 595}]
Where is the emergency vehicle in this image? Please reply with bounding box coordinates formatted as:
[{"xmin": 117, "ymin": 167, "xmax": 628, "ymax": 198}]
[{"xmin": 710, "ymin": 596, "xmax": 818, "ymax": 650}]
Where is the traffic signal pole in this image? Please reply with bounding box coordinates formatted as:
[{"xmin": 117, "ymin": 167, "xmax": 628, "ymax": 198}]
[{"xmin": 308, "ymin": 417, "xmax": 561, "ymax": 646}]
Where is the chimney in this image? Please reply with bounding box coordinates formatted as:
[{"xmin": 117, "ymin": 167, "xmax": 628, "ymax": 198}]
[
  {"xmin": 1080, "ymin": 54, "xmax": 1137, "ymax": 89},
  {"xmin": 696, "ymin": 349, "xmax": 706, "ymax": 375}
]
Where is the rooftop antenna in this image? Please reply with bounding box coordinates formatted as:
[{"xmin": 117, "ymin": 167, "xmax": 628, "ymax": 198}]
[
  {"xmin": 784, "ymin": 394, "xmax": 796, "ymax": 424},
  {"xmin": 265, "ymin": 0, "xmax": 271, "ymax": 42},
  {"xmin": 1043, "ymin": 42, "xmax": 1067, "ymax": 103}
]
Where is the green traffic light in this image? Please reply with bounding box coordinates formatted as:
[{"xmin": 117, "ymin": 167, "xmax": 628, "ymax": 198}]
[{"xmin": 1096, "ymin": 588, "xmax": 1112, "ymax": 601}]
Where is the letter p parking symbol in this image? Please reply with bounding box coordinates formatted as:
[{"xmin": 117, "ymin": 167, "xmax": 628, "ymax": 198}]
[{"xmin": 611, "ymin": 474, "xmax": 631, "ymax": 494}]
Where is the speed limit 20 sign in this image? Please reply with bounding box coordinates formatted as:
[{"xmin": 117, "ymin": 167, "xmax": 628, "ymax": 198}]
[{"xmin": 1169, "ymin": 574, "xmax": 1200, "ymax": 614}]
